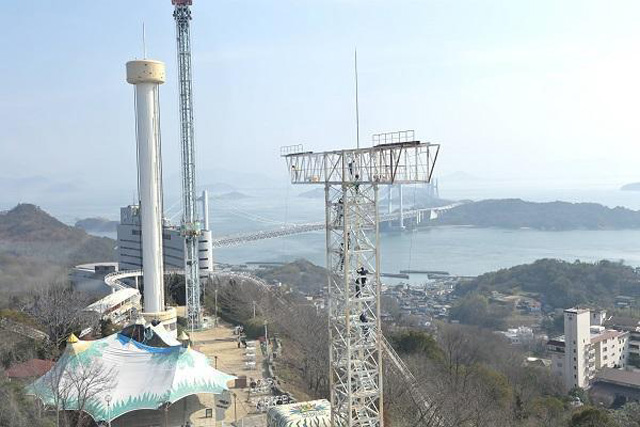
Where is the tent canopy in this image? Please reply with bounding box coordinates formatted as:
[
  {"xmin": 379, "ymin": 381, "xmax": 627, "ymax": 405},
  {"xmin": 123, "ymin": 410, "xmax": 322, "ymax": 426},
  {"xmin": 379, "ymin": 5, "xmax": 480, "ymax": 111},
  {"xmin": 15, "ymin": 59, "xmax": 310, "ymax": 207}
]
[
  {"xmin": 27, "ymin": 333, "xmax": 235, "ymax": 422},
  {"xmin": 267, "ymin": 400, "xmax": 331, "ymax": 427}
]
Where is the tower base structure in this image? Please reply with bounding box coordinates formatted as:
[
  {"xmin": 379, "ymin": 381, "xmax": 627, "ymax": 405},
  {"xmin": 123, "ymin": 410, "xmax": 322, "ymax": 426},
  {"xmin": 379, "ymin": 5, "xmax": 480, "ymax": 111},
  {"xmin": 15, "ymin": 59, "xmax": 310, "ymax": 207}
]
[{"xmin": 142, "ymin": 307, "xmax": 178, "ymax": 337}]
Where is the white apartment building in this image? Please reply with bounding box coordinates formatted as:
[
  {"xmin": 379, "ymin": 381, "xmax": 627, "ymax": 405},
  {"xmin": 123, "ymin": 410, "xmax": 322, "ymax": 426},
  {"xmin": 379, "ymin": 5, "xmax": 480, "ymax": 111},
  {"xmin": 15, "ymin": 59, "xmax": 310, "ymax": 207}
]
[
  {"xmin": 117, "ymin": 205, "xmax": 214, "ymax": 280},
  {"xmin": 548, "ymin": 308, "xmax": 629, "ymax": 390},
  {"xmin": 605, "ymin": 316, "xmax": 640, "ymax": 368}
]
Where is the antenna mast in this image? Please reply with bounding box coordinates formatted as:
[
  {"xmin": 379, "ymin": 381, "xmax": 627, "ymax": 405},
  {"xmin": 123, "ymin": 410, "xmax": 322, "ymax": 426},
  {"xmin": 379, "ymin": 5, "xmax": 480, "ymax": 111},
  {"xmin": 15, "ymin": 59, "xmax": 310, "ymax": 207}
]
[
  {"xmin": 355, "ymin": 49, "xmax": 360, "ymax": 149},
  {"xmin": 172, "ymin": 0, "xmax": 202, "ymax": 331}
]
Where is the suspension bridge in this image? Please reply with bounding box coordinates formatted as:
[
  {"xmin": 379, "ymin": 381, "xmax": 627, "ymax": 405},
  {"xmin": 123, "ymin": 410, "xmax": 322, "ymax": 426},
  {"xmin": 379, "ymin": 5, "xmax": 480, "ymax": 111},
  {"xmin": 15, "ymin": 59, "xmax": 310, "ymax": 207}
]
[{"xmin": 210, "ymin": 202, "xmax": 464, "ymax": 249}]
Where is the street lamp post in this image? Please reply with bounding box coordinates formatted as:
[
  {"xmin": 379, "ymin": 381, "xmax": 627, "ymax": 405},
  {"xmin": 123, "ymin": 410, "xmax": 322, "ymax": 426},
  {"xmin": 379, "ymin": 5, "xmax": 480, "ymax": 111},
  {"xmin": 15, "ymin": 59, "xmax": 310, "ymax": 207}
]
[
  {"xmin": 233, "ymin": 392, "xmax": 238, "ymax": 426},
  {"xmin": 105, "ymin": 394, "xmax": 112, "ymax": 427}
]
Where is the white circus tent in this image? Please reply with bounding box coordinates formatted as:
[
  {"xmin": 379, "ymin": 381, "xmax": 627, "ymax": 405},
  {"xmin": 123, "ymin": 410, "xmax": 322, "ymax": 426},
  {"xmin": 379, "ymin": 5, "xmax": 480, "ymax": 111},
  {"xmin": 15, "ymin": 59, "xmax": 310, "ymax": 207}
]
[{"xmin": 27, "ymin": 333, "xmax": 236, "ymax": 422}]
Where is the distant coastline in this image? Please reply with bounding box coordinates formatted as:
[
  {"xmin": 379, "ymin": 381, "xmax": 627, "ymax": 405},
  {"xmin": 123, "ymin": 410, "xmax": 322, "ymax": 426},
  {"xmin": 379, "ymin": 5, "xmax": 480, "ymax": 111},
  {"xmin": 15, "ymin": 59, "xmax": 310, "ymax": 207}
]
[
  {"xmin": 621, "ymin": 182, "xmax": 640, "ymax": 192},
  {"xmin": 431, "ymin": 198, "xmax": 640, "ymax": 231}
]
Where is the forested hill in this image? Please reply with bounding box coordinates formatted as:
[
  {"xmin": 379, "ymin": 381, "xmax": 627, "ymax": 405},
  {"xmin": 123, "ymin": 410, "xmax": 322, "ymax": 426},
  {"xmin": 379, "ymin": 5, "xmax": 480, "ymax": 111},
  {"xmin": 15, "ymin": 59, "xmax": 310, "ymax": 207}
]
[
  {"xmin": 433, "ymin": 199, "xmax": 640, "ymax": 230},
  {"xmin": 0, "ymin": 204, "xmax": 115, "ymax": 296},
  {"xmin": 255, "ymin": 259, "xmax": 327, "ymax": 295},
  {"xmin": 456, "ymin": 259, "xmax": 640, "ymax": 309},
  {"xmin": 0, "ymin": 203, "xmax": 88, "ymax": 241}
]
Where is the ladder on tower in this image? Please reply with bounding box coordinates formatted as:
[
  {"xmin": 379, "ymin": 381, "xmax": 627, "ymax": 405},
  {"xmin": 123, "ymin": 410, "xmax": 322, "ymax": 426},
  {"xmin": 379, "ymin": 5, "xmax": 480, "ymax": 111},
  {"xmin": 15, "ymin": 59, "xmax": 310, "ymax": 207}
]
[{"xmin": 282, "ymin": 131, "xmax": 440, "ymax": 427}]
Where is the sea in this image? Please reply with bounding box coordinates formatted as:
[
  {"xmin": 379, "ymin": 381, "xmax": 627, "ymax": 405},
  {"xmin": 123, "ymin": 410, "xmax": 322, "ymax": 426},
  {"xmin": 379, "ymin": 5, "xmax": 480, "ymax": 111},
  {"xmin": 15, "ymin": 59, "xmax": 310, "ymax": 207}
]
[{"xmin": 72, "ymin": 179, "xmax": 640, "ymax": 282}]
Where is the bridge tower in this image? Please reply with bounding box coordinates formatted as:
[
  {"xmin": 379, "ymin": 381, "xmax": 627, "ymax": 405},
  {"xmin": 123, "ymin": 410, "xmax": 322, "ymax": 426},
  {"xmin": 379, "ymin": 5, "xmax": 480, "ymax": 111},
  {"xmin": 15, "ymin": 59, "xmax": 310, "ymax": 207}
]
[{"xmin": 281, "ymin": 130, "xmax": 440, "ymax": 427}]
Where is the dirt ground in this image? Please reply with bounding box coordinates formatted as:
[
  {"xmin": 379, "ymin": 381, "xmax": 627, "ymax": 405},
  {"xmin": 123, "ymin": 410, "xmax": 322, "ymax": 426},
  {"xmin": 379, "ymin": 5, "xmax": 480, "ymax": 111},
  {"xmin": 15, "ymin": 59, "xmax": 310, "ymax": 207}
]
[{"xmin": 113, "ymin": 318, "xmax": 268, "ymax": 427}]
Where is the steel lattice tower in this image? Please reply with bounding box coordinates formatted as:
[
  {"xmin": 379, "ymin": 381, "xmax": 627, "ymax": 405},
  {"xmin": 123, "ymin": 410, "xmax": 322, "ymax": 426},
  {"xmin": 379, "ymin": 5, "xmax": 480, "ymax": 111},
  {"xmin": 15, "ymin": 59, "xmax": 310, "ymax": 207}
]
[
  {"xmin": 173, "ymin": 0, "xmax": 201, "ymax": 330},
  {"xmin": 282, "ymin": 131, "xmax": 440, "ymax": 427}
]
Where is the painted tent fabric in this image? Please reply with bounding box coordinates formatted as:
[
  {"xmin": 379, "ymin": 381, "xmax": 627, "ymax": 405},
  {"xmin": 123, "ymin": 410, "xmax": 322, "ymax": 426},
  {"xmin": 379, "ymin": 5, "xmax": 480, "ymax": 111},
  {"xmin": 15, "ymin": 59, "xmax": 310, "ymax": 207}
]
[
  {"xmin": 27, "ymin": 333, "xmax": 236, "ymax": 422},
  {"xmin": 267, "ymin": 400, "xmax": 331, "ymax": 427}
]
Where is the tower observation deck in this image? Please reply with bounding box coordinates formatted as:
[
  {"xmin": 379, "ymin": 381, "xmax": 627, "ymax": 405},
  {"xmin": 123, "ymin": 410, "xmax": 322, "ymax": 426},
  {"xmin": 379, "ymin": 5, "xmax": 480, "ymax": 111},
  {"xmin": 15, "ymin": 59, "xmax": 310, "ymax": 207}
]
[{"xmin": 282, "ymin": 130, "xmax": 440, "ymax": 427}]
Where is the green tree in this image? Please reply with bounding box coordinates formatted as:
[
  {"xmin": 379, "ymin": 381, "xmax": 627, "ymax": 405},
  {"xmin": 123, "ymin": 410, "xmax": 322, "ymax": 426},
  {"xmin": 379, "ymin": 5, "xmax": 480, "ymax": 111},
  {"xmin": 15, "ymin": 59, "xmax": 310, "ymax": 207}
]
[
  {"xmin": 612, "ymin": 402, "xmax": 640, "ymax": 427},
  {"xmin": 528, "ymin": 396, "xmax": 566, "ymax": 427},
  {"xmin": 569, "ymin": 407, "xmax": 615, "ymax": 427},
  {"xmin": 391, "ymin": 330, "xmax": 443, "ymax": 361}
]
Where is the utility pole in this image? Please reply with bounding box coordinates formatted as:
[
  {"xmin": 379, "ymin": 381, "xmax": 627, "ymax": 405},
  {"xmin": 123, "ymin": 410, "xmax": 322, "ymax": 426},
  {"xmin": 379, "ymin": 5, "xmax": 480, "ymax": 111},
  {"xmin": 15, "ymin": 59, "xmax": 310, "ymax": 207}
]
[
  {"xmin": 214, "ymin": 288, "xmax": 218, "ymax": 327},
  {"xmin": 264, "ymin": 320, "xmax": 269, "ymax": 358},
  {"xmin": 172, "ymin": 0, "xmax": 202, "ymax": 331},
  {"xmin": 281, "ymin": 131, "xmax": 440, "ymax": 426},
  {"xmin": 252, "ymin": 301, "xmax": 256, "ymax": 319}
]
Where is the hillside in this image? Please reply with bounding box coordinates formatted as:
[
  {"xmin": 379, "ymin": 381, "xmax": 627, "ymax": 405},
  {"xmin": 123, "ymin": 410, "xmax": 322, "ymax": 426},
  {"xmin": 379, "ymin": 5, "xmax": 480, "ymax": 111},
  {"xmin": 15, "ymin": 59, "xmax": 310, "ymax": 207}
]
[
  {"xmin": 255, "ymin": 259, "xmax": 327, "ymax": 295},
  {"xmin": 0, "ymin": 204, "xmax": 89, "ymax": 241},
  {"xmin": 433, "ymin": 199, "xmax": 640, "ymax": 230},
  {"xmin": 456, "ymin": 259, "xmax": 640, "ymax": 310},
  {"xmin": 0, "ymin": 204, "xmax": 116, "ymax": 299},
  {"xmin": 621, "ymin": 182, "xmax": 640, "ymax": 191},
  {"xmin": 75, "ymin": 217, "xmax": 118, "ymax": 233},
  {"xmin": 298, "ymin": 188, "xmax": 325, "ymax": 199},
  {"xmin": 215, "ymin": 191, "xmax": 251, "ymax": 200}
]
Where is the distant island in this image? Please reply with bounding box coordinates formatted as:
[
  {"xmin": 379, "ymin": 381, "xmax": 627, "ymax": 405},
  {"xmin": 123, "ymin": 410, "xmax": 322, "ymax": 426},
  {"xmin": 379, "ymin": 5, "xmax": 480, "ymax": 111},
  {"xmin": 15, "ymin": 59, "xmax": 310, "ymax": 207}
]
[
  {"xmin": 621, "ymin": 182, "xmax": 640, "ymax": 191},
  {"xmin": 214, "ymin": 191, "xmax": 251, "ymax": 200},
  {"xmin": 298, "ymin": 188, "xmax": 325, "ymax": 199},
  {"xmin": 433, "ymin": 198, "xmax": 640, "ymax": 230},
  {"xmin": 201, "ymin": 182, "xmax": 237, "ymax": 193},
  {"xmin": 75, "ymin": 217, "xmax": 118, "ymax": 233}
]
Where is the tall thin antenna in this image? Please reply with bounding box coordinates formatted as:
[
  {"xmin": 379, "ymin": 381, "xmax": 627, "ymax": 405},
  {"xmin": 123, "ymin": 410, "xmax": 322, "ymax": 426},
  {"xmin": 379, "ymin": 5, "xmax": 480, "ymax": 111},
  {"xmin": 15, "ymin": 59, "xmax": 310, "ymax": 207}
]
[
  {"xmin": 142, "ymin": 22, "xmax": 147, "ymax": 59},
  {"xmin": 355, "ymin": 48, "xmax": 361, "ymax": 149}
]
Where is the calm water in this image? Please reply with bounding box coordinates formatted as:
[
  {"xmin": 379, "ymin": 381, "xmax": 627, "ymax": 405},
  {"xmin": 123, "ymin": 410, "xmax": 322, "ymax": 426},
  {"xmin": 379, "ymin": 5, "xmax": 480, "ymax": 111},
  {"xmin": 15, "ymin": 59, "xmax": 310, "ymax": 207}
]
[
  {"xmin": 215, "ymin": 226, "xmax": 640, "ymax": 277},
  {"xmin": 207, "ymin": 186, "xmax": 640, "ymax": 278},
  {"xmin": 73, "ymin": 183, "xmax": 640, "ymax": 281}
]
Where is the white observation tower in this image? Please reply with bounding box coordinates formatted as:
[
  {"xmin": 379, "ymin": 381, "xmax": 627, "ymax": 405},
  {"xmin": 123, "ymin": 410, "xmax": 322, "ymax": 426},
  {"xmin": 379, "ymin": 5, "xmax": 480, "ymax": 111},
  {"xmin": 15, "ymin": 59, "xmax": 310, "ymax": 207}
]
[{"xmin": 126, "ymin": 59, "xmax": 177, "ymax": 334}]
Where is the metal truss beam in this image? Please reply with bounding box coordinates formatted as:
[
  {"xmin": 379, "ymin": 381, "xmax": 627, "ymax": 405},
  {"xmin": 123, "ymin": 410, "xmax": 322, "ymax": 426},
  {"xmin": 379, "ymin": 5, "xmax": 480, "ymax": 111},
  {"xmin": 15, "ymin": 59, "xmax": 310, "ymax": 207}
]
[
  {"xmin": 325, "ymin": 182, "xmax": 382, "ymax": 427},
  {"xmin": 174, "ymin": 3, "xmax": 202, "ymax": 330},
  {"xmin": 283, "ymin": 131, "xmax": 441, "ymax": 427}
]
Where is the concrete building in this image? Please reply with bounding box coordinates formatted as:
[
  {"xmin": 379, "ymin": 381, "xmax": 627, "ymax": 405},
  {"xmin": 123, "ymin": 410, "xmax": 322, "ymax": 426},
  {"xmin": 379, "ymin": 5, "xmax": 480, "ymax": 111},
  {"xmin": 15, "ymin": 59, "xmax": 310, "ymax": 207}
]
[
  {"xmin": 605, "ymin": 316, "xmax": 640, "ymax": 369},
  {"xmin": 498, "ymin": 326, "xmax": 535, "ymax": 345},
  {"xmin": 117, "ymin": 205, "xmax": 214, "ymax": 280},
  {"xmin": 548, "ymin": 308, "xmax": 629, "ymax": 390}
]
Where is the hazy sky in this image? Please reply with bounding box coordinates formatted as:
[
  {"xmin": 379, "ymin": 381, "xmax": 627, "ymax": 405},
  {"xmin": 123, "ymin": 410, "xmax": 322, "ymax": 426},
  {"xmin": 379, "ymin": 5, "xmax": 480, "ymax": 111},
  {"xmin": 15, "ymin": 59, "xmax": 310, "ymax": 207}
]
[{"xmin": 2, "ymin": 0, "xmax": 640, "ymax": 210}]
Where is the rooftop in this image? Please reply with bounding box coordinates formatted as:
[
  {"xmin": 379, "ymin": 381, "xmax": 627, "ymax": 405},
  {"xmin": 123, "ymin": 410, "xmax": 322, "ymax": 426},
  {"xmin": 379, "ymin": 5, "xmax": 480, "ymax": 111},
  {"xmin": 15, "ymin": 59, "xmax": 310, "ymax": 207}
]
[
  {"xmin": 595, "ymin": 368, "xmax": 640, "ymax": 388},
  {"xmin": 565, "ymin": 307, "xmax": 590, "ymax": 314},
  {"xmin": 5, "ymin": 359, "xmax": 54, "ymax": 379},
  {"xmin": 591, "ymin": 329, "xmax": 627, "ymax": 344}
]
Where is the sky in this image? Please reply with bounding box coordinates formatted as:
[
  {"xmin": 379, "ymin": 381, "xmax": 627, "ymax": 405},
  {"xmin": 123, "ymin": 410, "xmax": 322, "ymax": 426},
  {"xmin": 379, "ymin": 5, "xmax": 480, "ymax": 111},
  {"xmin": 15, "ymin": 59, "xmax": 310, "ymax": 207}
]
[{"xmin": 2, "ymin": 0, "xmax": 640, "ymax": 215}]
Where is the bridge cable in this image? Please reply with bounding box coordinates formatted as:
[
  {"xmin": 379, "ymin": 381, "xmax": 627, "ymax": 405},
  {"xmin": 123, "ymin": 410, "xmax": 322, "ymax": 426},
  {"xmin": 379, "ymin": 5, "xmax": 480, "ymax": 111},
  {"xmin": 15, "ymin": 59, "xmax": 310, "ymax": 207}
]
[
  {"xmin": 407, "ymin": 184, "xmax": 419, "ymax": 273},
  {"xmin": 280, "ymin": 182, "xmax": 291, "ymax": 258}
]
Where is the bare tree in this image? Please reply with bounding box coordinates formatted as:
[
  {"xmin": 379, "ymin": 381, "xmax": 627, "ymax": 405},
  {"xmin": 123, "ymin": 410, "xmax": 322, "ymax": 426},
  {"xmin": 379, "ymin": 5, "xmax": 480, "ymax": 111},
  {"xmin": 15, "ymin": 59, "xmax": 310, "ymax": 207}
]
[
  {"xmin": 66, "ymin": 360, "xmax": 116, "ymax": 427},
  {"xmin": 45, "ymin": 359, "xmax": 116, "ymax": 427},
  {"xmin": 27, "ymin": 281, "xmax": 97, "ymax": 349}
]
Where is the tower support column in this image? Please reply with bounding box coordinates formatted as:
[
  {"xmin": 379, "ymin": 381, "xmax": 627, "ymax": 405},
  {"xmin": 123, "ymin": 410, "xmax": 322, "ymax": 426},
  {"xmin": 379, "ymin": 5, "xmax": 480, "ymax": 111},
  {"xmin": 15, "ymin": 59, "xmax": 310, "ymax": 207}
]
[{"xmin": 126, "ymin": 59, "xmax": 177, "ymax": 335}]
